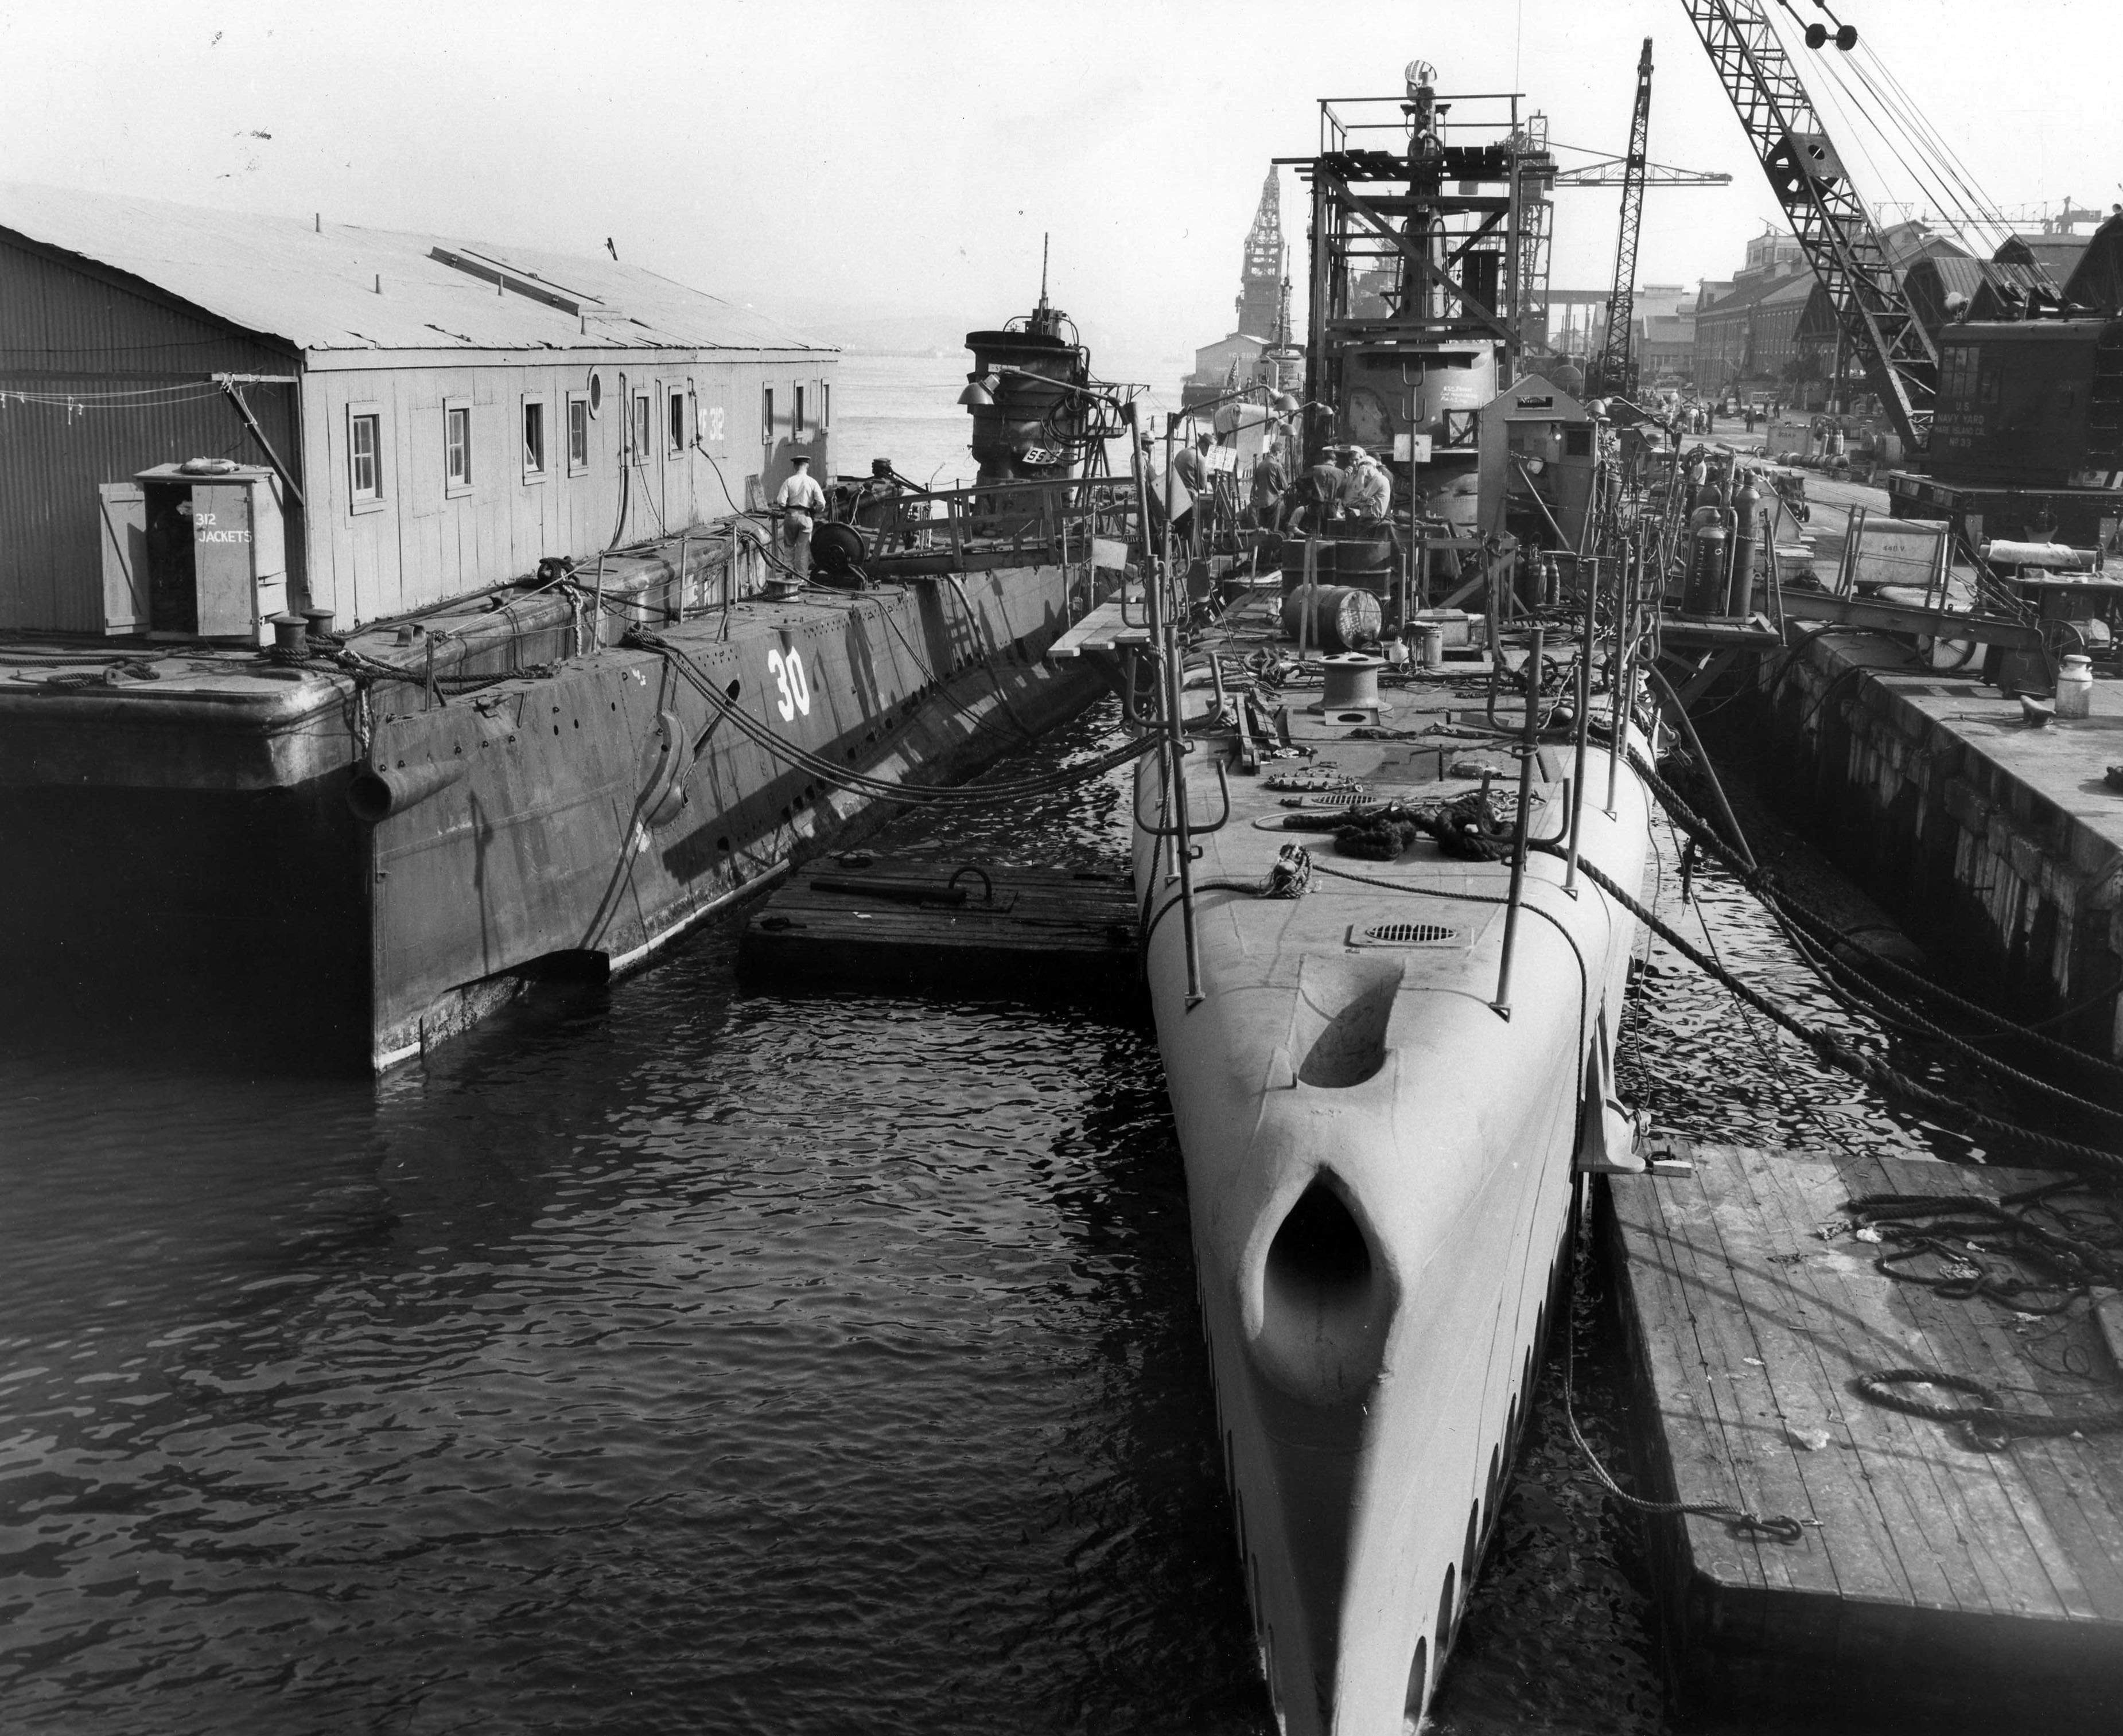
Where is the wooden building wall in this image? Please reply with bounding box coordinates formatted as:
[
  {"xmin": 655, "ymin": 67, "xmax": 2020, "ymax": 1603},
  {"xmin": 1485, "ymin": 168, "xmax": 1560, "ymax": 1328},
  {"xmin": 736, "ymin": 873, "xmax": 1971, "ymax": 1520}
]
[
  {"xmin": 300, "ymin": 352, "xmax": 836, "ymax": 626},
  {"xmin": 0, "ymin": 240, "xmax": 301, "ymax": 633},
  {"xmin": 0, "ymin": 231, "xmax": 837, "ymax": 633}
]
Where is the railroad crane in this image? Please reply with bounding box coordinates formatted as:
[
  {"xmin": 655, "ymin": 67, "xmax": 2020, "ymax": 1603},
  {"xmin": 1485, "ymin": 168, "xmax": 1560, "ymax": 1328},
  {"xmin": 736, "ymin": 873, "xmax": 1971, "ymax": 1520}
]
[
  {"xmin": 1681, "ymin": 0, "xmax": 1937, "ymax": 452},
  {"xmin": 1588, "ymin": 40, "xmax": 1655, "ymax": 399},
  {"xmin": 1684, "ymin": 0, "xmax": 2123, "ymax": 548}
]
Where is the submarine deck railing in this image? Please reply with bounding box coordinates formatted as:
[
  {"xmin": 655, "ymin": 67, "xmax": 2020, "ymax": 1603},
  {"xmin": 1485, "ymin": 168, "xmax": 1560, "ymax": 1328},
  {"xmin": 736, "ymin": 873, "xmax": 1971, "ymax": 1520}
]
[
  {"xmin": 846, "ymin": 473, "xmax": 1139, "ymax": 575},
  {"xmin": 246, "ymin": 476, "xmax": 1135, "ymax": 700}
]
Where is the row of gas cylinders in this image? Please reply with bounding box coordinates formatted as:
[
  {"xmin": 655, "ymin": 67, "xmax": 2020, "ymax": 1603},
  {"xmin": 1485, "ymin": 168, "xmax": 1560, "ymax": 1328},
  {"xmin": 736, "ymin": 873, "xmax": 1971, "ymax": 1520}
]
[{"xmin": 1680, "ymin": 467, "xmax": 1765, "ymax": 619}]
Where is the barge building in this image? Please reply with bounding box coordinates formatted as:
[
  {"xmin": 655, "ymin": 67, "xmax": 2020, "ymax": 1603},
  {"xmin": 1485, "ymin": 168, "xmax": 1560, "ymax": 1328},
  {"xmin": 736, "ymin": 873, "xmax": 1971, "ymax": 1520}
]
[{"xmin": 0, "ymin": 187, "xmax": 1113, "ymax": 1068}]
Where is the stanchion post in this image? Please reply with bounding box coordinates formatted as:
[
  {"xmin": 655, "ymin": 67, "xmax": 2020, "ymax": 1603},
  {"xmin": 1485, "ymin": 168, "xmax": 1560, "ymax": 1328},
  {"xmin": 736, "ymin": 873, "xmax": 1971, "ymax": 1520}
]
[
  {"xmin": 1607, "ymin": 538, "xmax": 1637, "ymax": 816},
  {"xmin": 1491, "ymin": 622, "xmax": 1543, "ymax": 1021},
  {"xmin": 1565, "ymin": 562, "xmax": 1593, "ymax": 897},
  {"xmin": 1154, "ymin": 414, "xmax": 1204, "ymax": 1008}
]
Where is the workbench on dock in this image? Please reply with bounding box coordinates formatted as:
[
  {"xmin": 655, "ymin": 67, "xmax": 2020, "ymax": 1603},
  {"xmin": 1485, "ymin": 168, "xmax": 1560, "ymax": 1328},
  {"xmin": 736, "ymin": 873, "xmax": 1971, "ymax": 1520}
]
[
  {"xmin": 740, "ymin": 853, "xmax": 1138, "ymax": 1001},
  {"xmin": 1604, "ymin": 1142, "xmax": 2123, "ymax": 1730}
]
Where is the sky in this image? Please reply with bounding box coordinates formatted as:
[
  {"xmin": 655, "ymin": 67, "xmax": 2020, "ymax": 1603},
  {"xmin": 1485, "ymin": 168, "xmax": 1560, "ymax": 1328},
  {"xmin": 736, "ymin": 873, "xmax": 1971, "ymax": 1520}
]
[{"xmin": 3, "ymin": 0, "xmax": 2117, "ymax": 376}]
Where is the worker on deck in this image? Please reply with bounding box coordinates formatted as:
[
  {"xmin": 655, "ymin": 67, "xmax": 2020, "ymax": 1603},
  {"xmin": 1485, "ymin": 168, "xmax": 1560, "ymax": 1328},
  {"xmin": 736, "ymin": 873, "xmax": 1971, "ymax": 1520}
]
[
  {"xmin": 1341, "ymin": 446, "xmax": 1390, "ymax": 521},
  {"xmin": 1291, "ymin": 446, "xmax": 1346, "ymax": 536},
  {"xmin": 1248, "ymin": 445, "xmax": 1289, "ymax": 575},
  {"xmin": 1249, "ymin": 445, "xmax": 1288, "ymax": 532},
  {"xmin": 775, "ymin": 453, "xmax": 827, "ymax": 585},
  {"xmin": 1172, "ymin": 433, "xmax": 1213, "ymax": 555}
]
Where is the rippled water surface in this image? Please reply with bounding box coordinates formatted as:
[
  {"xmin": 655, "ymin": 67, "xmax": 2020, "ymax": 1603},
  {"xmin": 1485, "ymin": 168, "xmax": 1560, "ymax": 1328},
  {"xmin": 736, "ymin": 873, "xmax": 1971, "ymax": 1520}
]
[
  {"xmin": 2, "ymin": 356, "xmax": 1989, "ymax": 1734},
  {"xmin": 0, "ymin": 702, "xmax": 1974, "ymax": 1736}
]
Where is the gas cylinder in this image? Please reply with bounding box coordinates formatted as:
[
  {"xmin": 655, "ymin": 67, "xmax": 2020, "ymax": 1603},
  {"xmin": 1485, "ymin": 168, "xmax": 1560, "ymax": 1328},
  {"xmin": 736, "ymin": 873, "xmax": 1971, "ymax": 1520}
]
[
  {"xmin": 1683, "ymin": 516, "xmax": 1729, "ymax": 616},
  {"xmin": 1727, "ymin": 476, "xmax": 1762, "ymax": 617}
]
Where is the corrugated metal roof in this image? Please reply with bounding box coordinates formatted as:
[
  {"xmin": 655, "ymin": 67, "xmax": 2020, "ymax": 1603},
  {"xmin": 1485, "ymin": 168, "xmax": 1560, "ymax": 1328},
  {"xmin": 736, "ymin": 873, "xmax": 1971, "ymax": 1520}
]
[
  {"xmin": 0, "ymin": 182, "xmax": 832, "ymax": 357},
  {"xmin": 1996, "ymin": 232, "xmax": 2091, "ymax": 279}
]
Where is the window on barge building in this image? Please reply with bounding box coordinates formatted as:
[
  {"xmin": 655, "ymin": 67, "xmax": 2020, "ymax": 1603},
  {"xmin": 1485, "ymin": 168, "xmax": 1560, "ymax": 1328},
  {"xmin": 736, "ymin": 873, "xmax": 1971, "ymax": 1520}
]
[
  {"xmin": 794, "ymin": 384, "xmax": 807, "ymax": 441},
  {"xmin": 668, "ymin": 388, "xmax": 687, "ymax": 456},
  {"xmin": 567, "ymin": 392, "xmax": 590, "ymax": 473},
  {"xmin": 349, "ymin": 410, "xmax": 381, "ymax": 505},
  {"xmin": 523, "ymin": 397, "xmax": 547, "ymax": 480},
  {"xmin": 761, "ymin": 385, "xmax": 775, "ymax": 444},
  {"xmin": 632, "ymin": 391, "xmax": 651, "ymax": 464},
  {"xmin": 445, "ymin": 402, "xmax": 473, "ymax": 496}
]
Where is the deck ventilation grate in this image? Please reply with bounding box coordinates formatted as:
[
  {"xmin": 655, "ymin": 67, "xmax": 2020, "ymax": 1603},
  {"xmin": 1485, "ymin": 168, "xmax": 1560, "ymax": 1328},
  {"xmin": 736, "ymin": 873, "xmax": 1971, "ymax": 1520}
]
[{"xmin": 1362, "ymin": 922, "xmax": 1460, "ymax": 945}]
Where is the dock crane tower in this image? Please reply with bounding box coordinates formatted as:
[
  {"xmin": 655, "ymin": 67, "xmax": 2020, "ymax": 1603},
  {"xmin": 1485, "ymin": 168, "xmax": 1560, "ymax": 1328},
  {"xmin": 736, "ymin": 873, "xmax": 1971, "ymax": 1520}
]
[
  {"xmin": 1681, "ymin": 0, "xmax": 1937, "ymax": 451},
  {"xmin": 1589, "ymin": 39, "xmax": 1656, "ymax": 398}
]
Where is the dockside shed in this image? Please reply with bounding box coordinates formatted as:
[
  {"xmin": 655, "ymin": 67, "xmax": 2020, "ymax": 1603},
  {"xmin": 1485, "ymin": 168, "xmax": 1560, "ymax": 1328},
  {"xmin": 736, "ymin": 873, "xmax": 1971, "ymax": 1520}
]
[{"xmin": 0, "ymin": 184, "xmax": 837, "ymax": 636}]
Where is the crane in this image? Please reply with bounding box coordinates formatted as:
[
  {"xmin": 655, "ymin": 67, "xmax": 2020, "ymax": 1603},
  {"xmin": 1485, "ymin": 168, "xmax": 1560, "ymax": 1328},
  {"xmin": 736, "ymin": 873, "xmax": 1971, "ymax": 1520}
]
[
  {"xmin": 1589, "ymin": 39, "xmax": 1656, "ymax": 398},
  {"xmin": 1522, "ymin": 92, "xmax": 1728, "ymax": 370},
  {"xmin": 1681, "ymin": 0, "xmax": 1937, "ymax": 451}
]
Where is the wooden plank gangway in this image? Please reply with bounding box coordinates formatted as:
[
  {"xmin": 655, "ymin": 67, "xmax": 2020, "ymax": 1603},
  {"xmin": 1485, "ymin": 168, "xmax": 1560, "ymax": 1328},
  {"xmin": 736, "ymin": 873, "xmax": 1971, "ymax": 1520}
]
[
  {"xmin": 1048, "ymin": 589, "xmax": 1150, "ymax": 661},
  {"xmin": 1604, "ymin": 1142, "xmax": 2123, "ymax": 1730},
  {"xmin": 740, "ymin": 853, "xmax": 1139, "ymax": 1001}
]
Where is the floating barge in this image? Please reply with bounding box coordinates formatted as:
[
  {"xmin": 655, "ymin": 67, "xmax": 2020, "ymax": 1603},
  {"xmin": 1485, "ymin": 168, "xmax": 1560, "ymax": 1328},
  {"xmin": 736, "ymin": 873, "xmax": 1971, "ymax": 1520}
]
[
  {"xmin": 740, "ymin": 853, "xmax": 1137, "ymax": 999},
  {"xmin": 0, "ymin": 185, "xmax": 1128, "ymax": 1068},
  {"xmin": 1605, "ymin": 1142, "xmax": 2123, "ymax": 1730}
]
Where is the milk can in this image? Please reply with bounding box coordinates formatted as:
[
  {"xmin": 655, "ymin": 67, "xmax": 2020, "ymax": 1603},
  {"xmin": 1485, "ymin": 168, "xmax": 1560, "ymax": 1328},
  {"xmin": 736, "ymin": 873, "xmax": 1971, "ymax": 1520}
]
[{"xmin": 2057, "ymin": 653, "xmax": 2095, "ymax": 719}]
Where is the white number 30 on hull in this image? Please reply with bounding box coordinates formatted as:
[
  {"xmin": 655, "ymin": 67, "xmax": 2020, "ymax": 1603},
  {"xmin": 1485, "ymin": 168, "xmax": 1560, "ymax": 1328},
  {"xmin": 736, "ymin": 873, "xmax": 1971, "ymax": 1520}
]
[{"xmin": 767, "ymin": 647, "xmax": 812, "ymax": 722}]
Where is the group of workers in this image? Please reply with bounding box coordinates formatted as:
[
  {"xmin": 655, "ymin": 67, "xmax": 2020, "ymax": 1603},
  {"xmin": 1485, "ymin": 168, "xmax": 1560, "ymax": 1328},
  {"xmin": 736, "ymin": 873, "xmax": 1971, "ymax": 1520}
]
[{"xmin": 1145, "ymin": 432, "xmax": 1391, "ymax": 555}]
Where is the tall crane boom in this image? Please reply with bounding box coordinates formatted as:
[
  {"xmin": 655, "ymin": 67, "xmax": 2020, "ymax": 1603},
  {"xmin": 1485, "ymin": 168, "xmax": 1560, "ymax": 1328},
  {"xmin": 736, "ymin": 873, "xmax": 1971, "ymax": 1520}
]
[
  {"xmin": 1590, "ymin": 38, "xmax": 1654, "ymax": 398},
  {"xmin": 1682, "ymin": 0, "xmax": 1937, "ymax": 451}
]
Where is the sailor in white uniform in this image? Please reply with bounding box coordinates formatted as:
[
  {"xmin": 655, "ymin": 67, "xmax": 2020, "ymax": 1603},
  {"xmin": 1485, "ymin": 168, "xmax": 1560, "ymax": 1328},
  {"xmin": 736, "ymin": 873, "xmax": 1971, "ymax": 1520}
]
[{"xmin": 775, "ymin": 453, "xmax": 827, "ymax": 583}]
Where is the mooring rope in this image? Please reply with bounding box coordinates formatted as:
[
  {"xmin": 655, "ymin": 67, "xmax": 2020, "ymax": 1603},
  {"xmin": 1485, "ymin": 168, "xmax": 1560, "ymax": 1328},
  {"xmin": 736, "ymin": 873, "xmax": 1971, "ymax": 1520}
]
[
  {"xmin": 631, "ymin": 628, "xmax": 1154, "ymax": 807},
  {"xmin": 1550, "ymin": 844, "xmax": 2123, "ymax": 1179}
]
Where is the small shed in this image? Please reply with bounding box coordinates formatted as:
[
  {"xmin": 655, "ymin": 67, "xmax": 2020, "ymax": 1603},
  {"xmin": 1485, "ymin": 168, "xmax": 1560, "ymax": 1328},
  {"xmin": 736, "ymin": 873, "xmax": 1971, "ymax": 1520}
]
[
  {"xmin": 1477, "ymin": 373, "xmax": 1596, "ymax": 551},
  {"xmin": 0, "ymin": 184, "xmax": 837, "ymax": 636}
]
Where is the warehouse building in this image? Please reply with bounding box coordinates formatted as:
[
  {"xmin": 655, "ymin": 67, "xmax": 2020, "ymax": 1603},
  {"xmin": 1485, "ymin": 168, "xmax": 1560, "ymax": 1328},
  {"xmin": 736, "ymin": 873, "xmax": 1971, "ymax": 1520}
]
[{"xmin": 0, "ymin": 184, "xmax": 834, "ymax": 636}]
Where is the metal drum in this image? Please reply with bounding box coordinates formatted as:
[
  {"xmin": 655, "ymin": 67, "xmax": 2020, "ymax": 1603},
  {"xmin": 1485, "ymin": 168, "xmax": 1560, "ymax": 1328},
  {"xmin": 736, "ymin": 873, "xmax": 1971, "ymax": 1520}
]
[
  {"xmin": 1281, "ymin": 583, "xmax": 1383, "ymax": 652},
  {"xmin": 1280, "ymin": 535, "xmax": 1334, "ymax": 595},
  {"xmin": 1331, "ymin": 521, "xmax": 1397, "ymax": 600}
]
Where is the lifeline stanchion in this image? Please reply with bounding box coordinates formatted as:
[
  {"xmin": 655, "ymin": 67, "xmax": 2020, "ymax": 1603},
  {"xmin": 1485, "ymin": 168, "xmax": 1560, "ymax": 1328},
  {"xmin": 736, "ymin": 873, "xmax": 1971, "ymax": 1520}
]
[
  {"xmin": 1154, "ymin": 413, "xmax": 1204, "ymax": 1009},
  {"xmin": 1565, "ymin": 561, "xmax": 1595, "ymax": 898},
  {"xmin": 1606, "ymin": 536, "xmax": 1638, "ymax": 816},
  {"xmin": 1491, "ymin": 622, "xmax": 1543, "ymax": 1020}
]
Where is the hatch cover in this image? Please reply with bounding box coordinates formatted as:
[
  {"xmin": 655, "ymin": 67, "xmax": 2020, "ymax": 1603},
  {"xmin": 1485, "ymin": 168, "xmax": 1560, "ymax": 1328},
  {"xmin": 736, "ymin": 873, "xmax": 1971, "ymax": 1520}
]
[{"xmin": 1358, "ymin": 921, "xmax": 1460, "ymax": 945}]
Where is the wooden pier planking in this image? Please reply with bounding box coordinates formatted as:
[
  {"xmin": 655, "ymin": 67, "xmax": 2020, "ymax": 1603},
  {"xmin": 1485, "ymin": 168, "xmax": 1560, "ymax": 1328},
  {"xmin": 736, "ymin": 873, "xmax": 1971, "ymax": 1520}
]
[
  {"xmin": 1604, "ymin": 1142, "xmax": 2123, "ymax": 1729},
  {"xmin": 740, "ymin": 854, "xmax": 1139, "ymax": 1000}
]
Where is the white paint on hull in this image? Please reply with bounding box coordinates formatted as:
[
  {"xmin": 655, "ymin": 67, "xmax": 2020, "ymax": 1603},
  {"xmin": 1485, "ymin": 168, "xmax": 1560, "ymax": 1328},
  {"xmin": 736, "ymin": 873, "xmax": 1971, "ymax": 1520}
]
[{"xmin": 1138, "ymin": 729, "xmax": 1654, "ymax": 1734}]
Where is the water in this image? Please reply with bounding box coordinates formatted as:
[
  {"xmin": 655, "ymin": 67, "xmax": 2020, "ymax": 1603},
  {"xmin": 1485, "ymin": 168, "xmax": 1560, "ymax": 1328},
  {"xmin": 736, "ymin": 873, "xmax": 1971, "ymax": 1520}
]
[{"xmin": 0, "ymin": 356, "xmax": 1984, "ymax": 1735}]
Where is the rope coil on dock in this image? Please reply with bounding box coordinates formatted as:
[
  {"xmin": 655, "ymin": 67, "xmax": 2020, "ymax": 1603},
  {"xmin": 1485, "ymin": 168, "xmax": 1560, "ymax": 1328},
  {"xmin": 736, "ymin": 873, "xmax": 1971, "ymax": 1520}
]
[{"xmin": 1853, "ymin": 1369, "xmax": 2123, "ymax": 1450}]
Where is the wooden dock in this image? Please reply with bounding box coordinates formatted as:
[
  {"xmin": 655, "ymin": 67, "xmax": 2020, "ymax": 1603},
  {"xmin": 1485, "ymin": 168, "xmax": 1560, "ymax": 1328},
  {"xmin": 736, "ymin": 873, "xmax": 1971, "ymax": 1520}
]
[
  {"xmin": 740, "ymin": 853, "xmax": 1138, "ymax": 1001},
  {"xmin": 1604, "ymin": 1142, "xmax": 2123, "ymax": 1730}
]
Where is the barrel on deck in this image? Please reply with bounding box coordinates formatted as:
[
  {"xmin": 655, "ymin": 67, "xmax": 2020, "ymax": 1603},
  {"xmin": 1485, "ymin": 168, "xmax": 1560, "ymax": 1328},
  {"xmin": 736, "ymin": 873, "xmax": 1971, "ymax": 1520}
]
[{"xmin": 1280, "ymin": 584, "xmax": 1382, "ymax": 652}]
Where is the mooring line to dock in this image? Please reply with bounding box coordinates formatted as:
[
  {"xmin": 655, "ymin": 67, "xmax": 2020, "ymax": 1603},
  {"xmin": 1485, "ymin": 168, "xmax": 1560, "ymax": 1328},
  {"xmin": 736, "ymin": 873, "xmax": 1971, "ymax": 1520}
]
[
  {"xmin": 1556, "ymin": 846, "xmax": 2123, "ymax": 1180},
  {"xmin": 1562, "ymin": 1237, "xmax": 1805, "ymax": 1543},
  {"xmin": 629, "ymin": 628, "xmax": 1154, "ymax": 807},
  {"xmin": 1627, "ymin": 745, "xmax": 2123, "ymax": 1096}
]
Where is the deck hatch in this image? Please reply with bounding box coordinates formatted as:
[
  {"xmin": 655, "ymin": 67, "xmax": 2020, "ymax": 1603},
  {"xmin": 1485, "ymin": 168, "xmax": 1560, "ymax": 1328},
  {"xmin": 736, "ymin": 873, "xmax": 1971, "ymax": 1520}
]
[{"xmin": 1356, "ymin": 921, "xmax": 1460, "ymax": 945}]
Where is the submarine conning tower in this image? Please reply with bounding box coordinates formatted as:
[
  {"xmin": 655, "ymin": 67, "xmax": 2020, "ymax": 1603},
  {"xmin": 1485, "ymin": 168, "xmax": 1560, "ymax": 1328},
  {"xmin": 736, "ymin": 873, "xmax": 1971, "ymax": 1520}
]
[{"xmin": 963, "ymin": 281, "xmax": 1097, "ymax": 485}]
